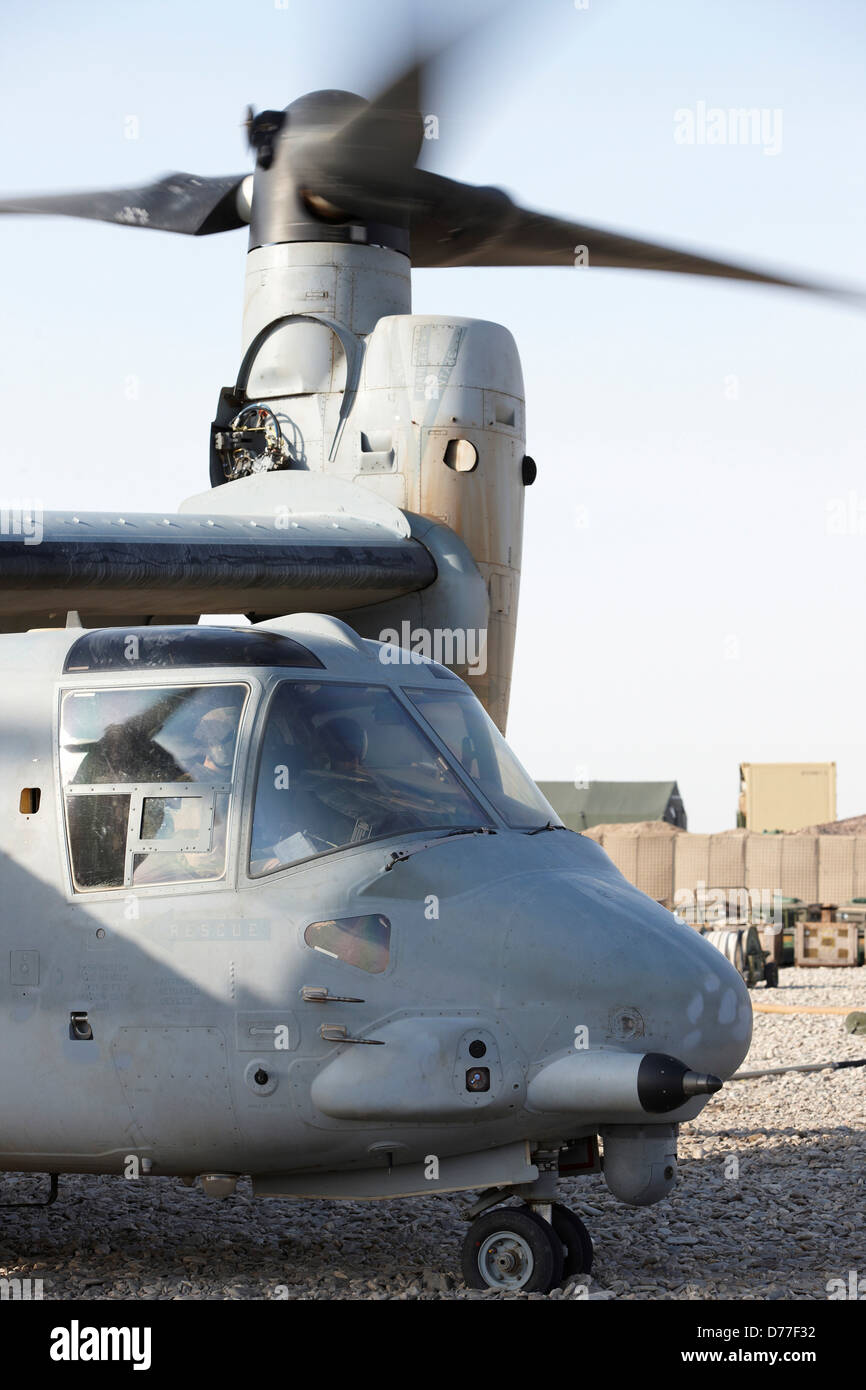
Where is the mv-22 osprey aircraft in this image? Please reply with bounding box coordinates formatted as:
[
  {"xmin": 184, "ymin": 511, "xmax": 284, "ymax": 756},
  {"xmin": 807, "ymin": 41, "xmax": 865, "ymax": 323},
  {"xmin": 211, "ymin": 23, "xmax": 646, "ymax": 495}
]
[{"xmin": 0, "ymin": 26, "xmax": 858, "ymax": 1292}]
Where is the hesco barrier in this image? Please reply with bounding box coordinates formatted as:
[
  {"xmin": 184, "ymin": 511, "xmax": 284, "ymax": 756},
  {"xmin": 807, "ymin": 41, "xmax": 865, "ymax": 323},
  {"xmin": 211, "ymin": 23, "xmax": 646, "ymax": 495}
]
[{"xmin": 587, "ymin": 828, "xmax": 866, "ymax": 908}]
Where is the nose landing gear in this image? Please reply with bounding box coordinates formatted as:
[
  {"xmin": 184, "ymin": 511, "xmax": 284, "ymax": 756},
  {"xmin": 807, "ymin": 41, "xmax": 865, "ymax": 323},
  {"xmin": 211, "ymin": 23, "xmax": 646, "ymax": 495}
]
[
  {"xmin": 550, "ymin": 1202, "xmax": 594, "ymax": 1280},
  {"xmin": 461, "ymin": 1145, "xmax": 594, "ymax": 1284},
  {"xmin": 462, "ymin": 1207, "xmax": 563, "ymax": 1292},
  {"xmin": 461, "ymin": 1147, "xmax": 595, "ymax": 1294},
  {"xmin": 461, "ymin": 1202, "xmax": 593, "ymax": 1293}
]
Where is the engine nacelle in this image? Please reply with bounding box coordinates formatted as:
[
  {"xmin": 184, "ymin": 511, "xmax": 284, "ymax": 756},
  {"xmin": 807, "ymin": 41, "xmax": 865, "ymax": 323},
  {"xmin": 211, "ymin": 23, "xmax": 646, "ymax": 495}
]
[{"xmin": 212, "ymin": 241, "xmax": 530, "ymax": 730}]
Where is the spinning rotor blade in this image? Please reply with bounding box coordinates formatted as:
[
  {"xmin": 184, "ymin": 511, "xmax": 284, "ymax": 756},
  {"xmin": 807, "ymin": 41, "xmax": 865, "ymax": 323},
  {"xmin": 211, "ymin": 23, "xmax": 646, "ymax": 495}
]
[
  {"xmin": 328, "ymin": 56, "xmax": 425, "ymax": 183},
  {"xmin": 281, "ymin": 10, "xmax": 863, "ymax": 304},
  {"xmin": 292, "ymin": 139, "xmax": 864, "ymax": 303},
  {"xmin": 0, "ymin": 0, "xmax": 860, "ymax": 303},
  {"xmin": 406, "ymin": 177, "xmax": 864, "ymax": 302},
  {"xmin": 0, "ymin": 171, "xmax": 249, "ymax": 235}
]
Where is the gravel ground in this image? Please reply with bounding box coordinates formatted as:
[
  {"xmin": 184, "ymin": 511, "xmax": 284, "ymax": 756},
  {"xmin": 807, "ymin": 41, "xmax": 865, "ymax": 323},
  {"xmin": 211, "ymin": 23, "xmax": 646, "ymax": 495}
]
[{"xmin": 1, "ymin": 966, "xmax": 863, "ymax": 1301}]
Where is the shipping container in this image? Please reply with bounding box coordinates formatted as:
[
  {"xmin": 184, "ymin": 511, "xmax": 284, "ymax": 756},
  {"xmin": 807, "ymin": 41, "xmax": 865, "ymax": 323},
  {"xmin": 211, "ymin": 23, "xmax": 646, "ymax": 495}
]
[{"xmin": 738, "ymin": 762, "xmax": 836, "ymax": 833}]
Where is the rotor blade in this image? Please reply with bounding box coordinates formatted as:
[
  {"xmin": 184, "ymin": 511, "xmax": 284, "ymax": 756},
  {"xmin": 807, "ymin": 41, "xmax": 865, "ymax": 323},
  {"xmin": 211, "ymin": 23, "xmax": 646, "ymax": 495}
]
[
  {"xmin": 0, "ymin": 172, "xmax": 249, "ymax": 235},
  {"xmin": 284, "ymin": 0, "xmax": 862, "ymax": 304},
  {"xmin": 298, "ymin": 120, "xmax": 865, "ymax": 305},
  {"xmin": 406, "ymin": 174, "xmax": 865, "ymax": 303},
  {"xmin": 317, "ymin": 79, "xmax": 424, "ymax": 194},
  {"xmin": 307, "ymin": 2, "xmax": 512, "ymax": 205}
]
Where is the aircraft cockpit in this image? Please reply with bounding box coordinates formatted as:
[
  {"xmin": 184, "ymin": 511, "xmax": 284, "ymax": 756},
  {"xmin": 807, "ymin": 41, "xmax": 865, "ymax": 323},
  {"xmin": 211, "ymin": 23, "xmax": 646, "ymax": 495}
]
[{"xmin": 56, "ymin": 624, "xmax": 561, "ymax": 895}]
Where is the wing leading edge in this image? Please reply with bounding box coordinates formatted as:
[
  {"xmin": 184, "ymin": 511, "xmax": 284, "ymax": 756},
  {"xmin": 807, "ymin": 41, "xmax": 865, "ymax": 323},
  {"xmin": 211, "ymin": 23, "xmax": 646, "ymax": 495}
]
[{"xmin": 0, "ymin": 509, "xmax": 437, "ymax": 632}]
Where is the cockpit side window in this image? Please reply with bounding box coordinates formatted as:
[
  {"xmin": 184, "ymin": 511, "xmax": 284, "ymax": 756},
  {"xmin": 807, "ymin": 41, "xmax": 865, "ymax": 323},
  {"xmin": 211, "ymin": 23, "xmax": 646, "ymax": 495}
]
[
  {"xmin": 249, "ymin": 681, "xmax": 491, "ymax": 876},
  {"xmin": 403, "ymin": 687, "xmax": 560, "ymax": 829},
  {"xmin": 60, "ymin": 684, "xmax": 248, "ymax": 891}
]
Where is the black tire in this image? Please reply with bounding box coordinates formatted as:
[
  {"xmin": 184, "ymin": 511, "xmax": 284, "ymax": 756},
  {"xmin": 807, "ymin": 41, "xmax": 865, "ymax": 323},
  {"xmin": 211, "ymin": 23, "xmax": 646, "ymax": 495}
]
[
  {"xmin": 764, "ymin": 962, "xmax": 779, "ymax": 989},
  {"xmin": 550, "ymin": 1203, "xmax": 594, "ymax": 1278},
  {"xmin": 461, "ymin": 1207, "xmax": 564, "ymax": 1293}
]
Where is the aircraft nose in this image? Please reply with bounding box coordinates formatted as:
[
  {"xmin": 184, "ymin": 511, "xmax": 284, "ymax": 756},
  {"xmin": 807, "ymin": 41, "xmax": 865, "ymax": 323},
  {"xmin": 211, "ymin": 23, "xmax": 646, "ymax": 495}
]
[
  {"xmin": 606, "ymin": 896, "xmax": 753, "ymax": 1080},
  {"xmin": 498, "ymin": 863, "xmax": 753, "ymax": 1081},
  {"xmin": 649, "ymin": 911, "xmax": 753, "ymax": 1080}
]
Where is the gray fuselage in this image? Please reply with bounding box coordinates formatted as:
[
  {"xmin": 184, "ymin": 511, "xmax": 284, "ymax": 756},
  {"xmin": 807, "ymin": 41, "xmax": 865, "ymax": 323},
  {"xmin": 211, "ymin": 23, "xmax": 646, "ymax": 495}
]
[{"xmin": 0, "ymin": 617, "xmax": 751, "ymax": 1199}]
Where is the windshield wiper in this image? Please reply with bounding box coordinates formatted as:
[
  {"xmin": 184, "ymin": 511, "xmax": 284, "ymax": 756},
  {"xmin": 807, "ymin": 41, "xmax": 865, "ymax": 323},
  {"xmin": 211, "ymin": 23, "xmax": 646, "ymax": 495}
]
[
  {"xmin": 383, "ymin": 827, "xmax": 497, "ymax": 870},
  {"xmin": 526, "ymin": 821, "xmax": 571, "ymax": 835}
]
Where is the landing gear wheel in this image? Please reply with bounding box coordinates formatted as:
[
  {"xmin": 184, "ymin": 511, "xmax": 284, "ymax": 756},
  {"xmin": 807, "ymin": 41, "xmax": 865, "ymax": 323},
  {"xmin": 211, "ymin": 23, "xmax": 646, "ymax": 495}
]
[
  {"xmin": 764, "ymin": 962, "xmax": 779, "ymax": 988},
  {"xmin": 550, "ymin": 1203, "xmax": 594, "ymax": 1278},
  {"xmin": 462, "ymin": 1207, "xmax": 564, "ymax": 1292}
]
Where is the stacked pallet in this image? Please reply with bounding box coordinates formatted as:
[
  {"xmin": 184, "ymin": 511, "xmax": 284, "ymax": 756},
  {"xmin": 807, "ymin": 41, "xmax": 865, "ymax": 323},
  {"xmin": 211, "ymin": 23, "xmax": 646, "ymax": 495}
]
[{"xmin": 794, "ymin": 907, "xmax": 859, "ymax": 968}]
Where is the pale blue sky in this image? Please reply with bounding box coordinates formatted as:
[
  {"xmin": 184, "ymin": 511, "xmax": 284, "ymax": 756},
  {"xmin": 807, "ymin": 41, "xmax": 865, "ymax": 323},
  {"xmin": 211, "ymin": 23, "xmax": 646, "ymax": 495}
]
[{"xmin": 1, "ymin": 0, "xmax": 864, "ymax": 830}]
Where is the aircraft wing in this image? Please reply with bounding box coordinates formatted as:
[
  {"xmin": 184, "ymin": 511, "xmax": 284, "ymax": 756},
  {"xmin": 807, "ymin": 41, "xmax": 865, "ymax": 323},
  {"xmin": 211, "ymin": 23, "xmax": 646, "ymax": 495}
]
[{"xmin": 0, "ymin": 506, "xmax": 436, "ymax": 632}]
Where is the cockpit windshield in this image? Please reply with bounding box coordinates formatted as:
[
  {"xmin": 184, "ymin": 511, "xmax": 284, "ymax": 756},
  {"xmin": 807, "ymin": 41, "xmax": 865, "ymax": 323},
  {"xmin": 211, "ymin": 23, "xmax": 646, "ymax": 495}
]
[
  {"xmin": 403, "ymin": 687, "xmax": 560, "ymax": 829},
  {"xmin": 249, "ymin": 682, "xmax": 491, "ymax": 875}
]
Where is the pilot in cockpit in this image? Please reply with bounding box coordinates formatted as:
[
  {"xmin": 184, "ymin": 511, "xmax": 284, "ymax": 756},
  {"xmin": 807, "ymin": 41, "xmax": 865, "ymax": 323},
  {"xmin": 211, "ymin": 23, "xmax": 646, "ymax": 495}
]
[
  {"xmin": 184, "ymin": 705, "xmax": 239, "ymax": 782},
  {"xmin": 320, "ymin": 716, "xmax": 368, "ymax": 777},
  {"xmin": 250, "ymin": 716, "xmax": 374, "ymax": 873}
]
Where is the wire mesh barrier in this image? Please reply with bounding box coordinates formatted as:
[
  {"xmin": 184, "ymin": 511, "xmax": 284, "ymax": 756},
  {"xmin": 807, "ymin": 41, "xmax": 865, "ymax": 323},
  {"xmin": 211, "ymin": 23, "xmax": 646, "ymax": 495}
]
[{"xmin": 588, "ymin": 826, "xmax": 866, "ymax": 968}]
